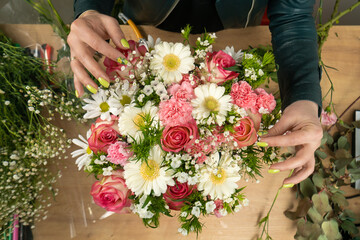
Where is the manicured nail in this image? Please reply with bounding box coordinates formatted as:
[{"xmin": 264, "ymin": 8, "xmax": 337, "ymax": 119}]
[
  {"xmin": 98, "ymin": 77, "xmax": 109, "ymax": 88},
  {"xmin": 256, "ymin": 142, "xmax": 268, "ymax": 147},
  {"xmin": 120, "ymin": 38, "xmax": 129, "ymax": 48},
  {"xmin": 86, "ymin": 84, "xmax": 97, "ymax": 94},
  {"xmin": 75, "ymin": 90, "xmax": 79, "ymax": 98},
  {"xmin": 258, "ymin": 130, "xmax": 268, "ymax": 136},
  {"xmin": 117, "ymin": 57, "xmax": 128, "ymax": 65},
  {"xmin": 268, "ymin": 169, "xmax": 280, "ymax": 174},
  {"xmin": 282, "ymin": 183, "xmax": 294, "ymax": 188}
]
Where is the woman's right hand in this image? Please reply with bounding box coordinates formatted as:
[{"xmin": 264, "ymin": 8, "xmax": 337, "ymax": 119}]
[{"xmin": 68, "ymin": 10, "xmax": 129, "ymax": 97}]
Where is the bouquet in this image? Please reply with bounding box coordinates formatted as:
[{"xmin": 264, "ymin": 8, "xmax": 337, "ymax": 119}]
[{"xmin": 72, "ymin": 28, "xmax": 281, "ymax": 235}]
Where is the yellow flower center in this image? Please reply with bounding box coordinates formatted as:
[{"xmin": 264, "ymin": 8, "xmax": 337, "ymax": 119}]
[
  {"xmin": 210, "ymin": 168, "xmax": 227, "ymax": 185},
  {"xmin": 163, "ymin": 54, "xmax": 180, "ymax": 71},
  {"xmin": 120, "ymin": 95, "xmax": 131, "ymax": 106},
  {"xmin": 86, "ymin": 146, "xmax": 92, "ymax": 155},
  {"xmin": 99, "ymin": 102, "xmax": 110, "ymax": 112},
  {"xmin": 133, "ymin": 113, "xmax": 145, "ymax": 130},
  {"xmin": 204, "ymin": 96, "xmax": 220, "ymax": 112},
  {"xmin": 140, "ymin": 160, "xmax": 160, "ymax": 181}
]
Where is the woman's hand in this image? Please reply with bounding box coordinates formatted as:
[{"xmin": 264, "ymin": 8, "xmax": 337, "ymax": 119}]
[
  {"xmin": 261, "ymin": 100, "xmax": 323, "ymax": 185},
  {"xmin": 68, "ymin": 10, "xmax": 129, "ymax": 97}
]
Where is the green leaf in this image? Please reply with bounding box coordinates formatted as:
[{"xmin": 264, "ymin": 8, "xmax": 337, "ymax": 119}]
[
  {"xmin": 334, "ymin": 157, "xmax": 353, "ymax": 170},
  {"xmin": 317, "ymin": 235, "xmax": 328, "ymax": 240},
  {"xmin": 300, "ymin": 178, "xmax": 317, "ymax": 198},
  {"xmin": 323, "ymin": 131, "xmax": 334, "ymax": 145},
  {"xmin": 352, "ymin": 120, "xmax": 360, "ymax": 128},
  {"xmin": 258, "ymin": 216, "xmax": 268, "ymax": 226},
  {"xmin": 315, "ymin": 150, "xmax": 327, "ymax": 159},
  {"xmin": 335, "ymin": 149, "xmax": 352, "ymax": 159},
  {"xmin": 330, "ymin": 192, "xmax": 348, "ymax": 207},
  {"xmin": 341, "ymin": 220, "xmax": 359, "ymax": 235},
  {"xmin": 308, "ymin": 207, "xmax": 323, "ymax": 224},
  {"xmin": 284, "ymin": 197, "xmax": 312, "ymax": 220},
  {"xmin": 349, "ymin": 168, "xmax": 360, "ymax": 181},
  {"xmin": 312, "ymin": 173, "xmax": 325, "ymax": 188},
  {"xmin": 312, "ymin": 192, "xmax": 332, "ymax": 215},
  {"xmin": 321, "ymin": 220, "xmax": 342, "ymax": 240},
  {"xmin": 337, "ymin": 136, "xmax": 349, "ymax": 150}
]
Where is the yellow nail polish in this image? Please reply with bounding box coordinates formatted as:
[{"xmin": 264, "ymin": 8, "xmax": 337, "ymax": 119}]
[
  {"xmin": 268, "ymin": 169, "xmax": 280, "ymax": 174},
  {"xmin": 75, "ymin": 90, "xmax": 79, "ymax": 98},
  {"xmin": 98, "ymin": 77, "xmax": 110, "ymax": 88},
  {"xmin": 86, "ymin": 84, "xmax": 97, "ymax": 94},
  {"xmin": 117, "ymin": 57, "xmax": 128, "ymax": 65},
  {"xmin": 120, "ymin": 38, "xmax": 130, "ymax": 48},
  {"xmin": 258, "ymin": 130, "xmax": 268, "ymax": 136},
  {"xmin": 257, "ymin": 142, "xmax": 268, "ymax": 147},
  {"xmin": 282, "ymin": 183, "xmax": 294, "ymax": 188}
]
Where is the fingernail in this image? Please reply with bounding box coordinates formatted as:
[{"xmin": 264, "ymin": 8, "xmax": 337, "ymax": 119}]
[
  {"xmin": 120, "ymin": 38, "xmax": 130, "ymax": 48},
  {"xmin": 98, "ymin": 77, "xmax": 110, "ymax": 88},
  {"xmin": 117, "ymin": 57, "xmax": 128, "ymax": 65},
  {"xmin": 282, "ymin": 183, "xmax": 294, "ymax": 188},
  {"xmin": 75, "ymin": 90, "xmax": 79, "ymax": 98},
  {"xmin": 268, "ymin": 169, "xmax": 280, "ymax": 174},
  {"xmin": 86, "ymin": 84, "xmax": 97, "ymax": 94},
  {"xmin": 256, "ymin": 142, "xmax": 268, "ymax": 147},
  {"xmin": 258, "ymin": 130, "xmax": 268, "ymax": 136}
]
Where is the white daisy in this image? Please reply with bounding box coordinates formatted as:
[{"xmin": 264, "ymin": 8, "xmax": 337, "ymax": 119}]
[
  {"xmin": 107, "ymin": 81, "xmax": 137, "ymax": 116},
  {"xmin": 146, "ymin": 35, "xmax": 162, "ymax": 50},
  {"xmin": 82, "ymin": 89, "xmax": 117, "ymax": 121},
  {"xmin": 124, "ymin": 145, "xmax": 175, "ymax": 196},
  {"xmin": 198, "ymin": 152, "xmax": 241, "ymax": 200},
  {"xmin": 150, "ymin": 42, "xmax": 195, "ymax": 84},
  {"xmin": 118, "ymin": 101, "xmax": 158, "ymax": 141},
  {"xmin": 191, "ymin": 83, "xmax": 231, "ymax": 126},
  {"xmin": 71, "ymin": 130, "xmax": 92, "ymax": 170},
  {"xmin": 223, "ymin": 46, "xmax": 243, "ymax": 63}
]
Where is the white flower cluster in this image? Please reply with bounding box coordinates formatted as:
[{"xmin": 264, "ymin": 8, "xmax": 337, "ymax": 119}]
[{"xmin": 131, "ymin": 195, "xmax": 154, "ymax": 219}]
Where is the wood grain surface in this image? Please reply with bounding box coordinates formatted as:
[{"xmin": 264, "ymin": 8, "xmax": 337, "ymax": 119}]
[{"xmin": 0, "ymin": 24, "xmax": 359, "ymax": 240}]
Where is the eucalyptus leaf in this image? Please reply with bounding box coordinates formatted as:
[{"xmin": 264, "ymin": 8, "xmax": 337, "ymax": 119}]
[
  {"xmin": 315, "ymin": 150, "xmax": 327, "ymax": 159},
  {"xmin": 321, "ymin": 220, "xmax": 342, "ymax": 240},
  {"xmin": 330, "ymin": 192, "xmax": 348, "ymax": 207},
  {"xmin": 337, "ymin": 136, "xmax": 347, "ymax": 149},
  {"xmin": 312, "ymin": 173, "xmax": 324, "ymax": 188},
  {"xmin": 334, "ymin": 149, "xmax": 352, "ymax": 159},
  {"xmin": 323, "ymin": 131, "xmax": 334, "ymax": 145},
  {"xmin": 312, "ymin": 192, "xmax": 332, "ymax": 215},
  {"xmin": 297, "ymin": 219, "xmax": 319, "ymax": 238},
  {"xmin": 341, "ymin": 220, "xmax": 359, "ymax": 235},
  {"xmin": 308, "ymin": 207, "xmax": 323, "ymax": 224},
  {"xmin": 317, "ymin": 235, "xmax": 328, "ymax": 240},
  {"xmin": 300, "ymin": 178, "xmax": 317, "ymax": 198},
  {"xmin": 352, "ymin": 120, "xmax": 360, "ymax": 128},
  {"xmin": 334, "ymin": 157, "xmax": 353, "ymax": 170},
  {"xmin": 284, "ymin": 198, "xmax": 312, "ymax": 220}
]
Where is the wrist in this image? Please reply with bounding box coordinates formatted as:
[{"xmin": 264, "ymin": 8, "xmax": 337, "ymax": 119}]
[
  {"xmin": 284, "ymin": 100, "xmax": 319, "ymax": 118},
  {"xmin": 78, "ymin": 10, "xmax": 99, "ymax": 18}
]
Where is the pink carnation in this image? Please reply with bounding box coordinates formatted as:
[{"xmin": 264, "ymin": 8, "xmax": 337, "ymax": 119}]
[
  {"xmin": 180, "ymin": 74, "xmax": 201, "ymax": 88},
  {"xmin": 159, "ymin": 98, "xmax": 193, "ymax": 126},
  {"xmin": 106, "ymin": 141, "xmax": 133, "ymax": 166},
  {"xmin": 255, "ymin": 88, "xmax": 276, "ymax": 113},
  {"xmin": 321, "ymin": 109, "xmax": 337, "ymax": 126},
  {"xmin": 230, "ymin": 82, "xmax": 257, "ymax": 111},
  {"xmin": 168, "ymin": 81, "xmax": 195, "ymax": 102}
]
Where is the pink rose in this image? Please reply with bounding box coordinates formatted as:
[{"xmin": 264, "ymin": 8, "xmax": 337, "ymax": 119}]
[
  {"xmin": 103, "ymin": 40, "xmax": 147, "ymax": 80},
  {"xmin": 161, "ymin": 119, "xmax": 199, "ymax": 152},
  {"xmin": 90, "ymin": 171, "xmax": 132, "ymax": 213},
  {"xmin": 321, "ymin": 109, "xmax": 337, "ymax": 126},
  {"xmin": 88, "ymin": 116, "xmax": 121, "ymax": 154},
  {"xmin": 255, "ymin": 88, "xmax": 276, "ymax": 113},
  {"xmin": 231, "ymin": 81, "xmax": 257, "ymax": 111},
  {"xmin": 163, "ymin": 181, "xmax": 196, "ymax": 210},
  {"xmin": 205, "ymin": 50, "xmax": 239, "ymax": 84},
  {"xmin": 106, "ymin": 141, "xmax": 133, "ymax": 166},
  {"xmin": 231, "ymin": 116, "xmax": 257, "ymax": 148},
  {"xmin": 168, "ymin": 81, "xmax": 195, "ymax": 101},
  {"xmin": 214, "ymin": 199, "xmax": 224, "ymax": 218},
  {"xmin": 159, "ymin": 98, "xmax": 193, "ymax": 126}
]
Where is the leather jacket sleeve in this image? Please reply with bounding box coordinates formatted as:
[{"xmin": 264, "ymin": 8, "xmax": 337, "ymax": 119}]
[
  {"xmin": 73, "ymin": 0, "xmax": 114, "ymax": 18},
  {"xmin": 267, "ymin": 0, "xmax": 322, "ymax": 115}
]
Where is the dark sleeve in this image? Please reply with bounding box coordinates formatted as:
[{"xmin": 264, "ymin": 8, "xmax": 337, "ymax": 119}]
[
  {"xmin": 74, "ymin": 0, "xmax": 115, "ymax": 19},
  {"xmin": 267, "ymin": 0, "xmax": 322, "ymax": 116}
]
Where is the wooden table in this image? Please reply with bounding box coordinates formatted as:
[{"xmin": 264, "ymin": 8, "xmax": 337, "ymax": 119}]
[{"xmin": 0, "ymin": 24, "xmax": 359, "ymax": 240}]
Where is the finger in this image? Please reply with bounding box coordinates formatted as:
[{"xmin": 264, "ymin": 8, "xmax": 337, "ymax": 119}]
[
  {"xmin": 283, "ymin": 159, "xmax": 315, "ymax": 184},
  {"xmin": 262, "ymin": 117, "xmax": 290, "ymax": 138},
  {"xmin": 73, "ymin": 74, "xmax": 84, "ymax": 97},
  {"xmin": 269, "ymin": 146, "xmax": 309, "ymax": 171},
  {"xmin": 73, "ymin": 46, "xmax": 111, "ymax": 86},
  {"xmin": 101, "ymin": 17, "xmax": 129, "ymax": 50},
  {"xmin": 73, "ymin": 20, "xmax": 125, "ymax": 61},
  {"xmin": 71, "ymin": 58, "xmax": 98, "ymax": 93},
  {"xmin": 260, "ymin": 129, "xmax": 314, "ymax": 147}
]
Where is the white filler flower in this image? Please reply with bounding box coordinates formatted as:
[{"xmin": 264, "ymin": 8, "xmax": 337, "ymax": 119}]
[
  {"xmin": 124, "ymin": 145, "xmax": 175, "ymax": 196},
  {"xmin": 191, "ymin": 83, "xmax": 231, "ymax": 125},
  {"xmin": 71, "ymin": 130, "xmax": 92, "ymax": 170},
  {"xmin": 198, "ymin": 152, "xmax": 241, "ymax": 200},
  {"xmin": 150, "ymin": 42, "xmax": 194, "ymax": 84}
]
